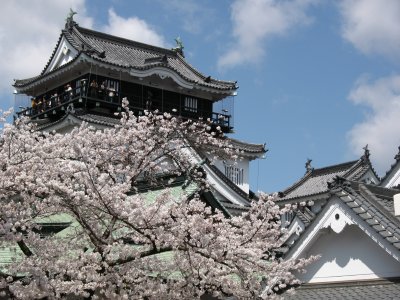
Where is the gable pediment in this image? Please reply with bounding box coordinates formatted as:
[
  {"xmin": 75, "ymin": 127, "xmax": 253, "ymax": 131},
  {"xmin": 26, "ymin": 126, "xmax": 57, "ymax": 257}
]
[
  {"xmin": 299, "ymin": 224, "xmax": 400, "ymax": 283},
  {"xmin": 286, "ymin": 197, "xmax": 400, "ymax": 283},
  {"xmin": 358, "ymin": 168, "xmax": 380, "ymax": 185},
  {"xmin": 44, "ymin": 36, "xmax": 79, "ymax": 74}
]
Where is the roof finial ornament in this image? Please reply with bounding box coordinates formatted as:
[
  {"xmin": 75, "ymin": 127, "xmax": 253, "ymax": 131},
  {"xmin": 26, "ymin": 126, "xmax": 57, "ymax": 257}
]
[
  {"xmin": 305, "ymin": 158, "xmax": 313, "ymax": 173},
  {"xmin": 65, "ymin": 8, "xmax": 77, "ymax": 29},
  {"xmin": 395, "ymin": 145, "xmax": 400, "ymax": 161},
  {"xmin": 362, "ymin": 144, "xmax": 370, "ymax": 161},
  {"xmin": 172, "ymin": 36, "xmax": 184, "ymax": 57}
]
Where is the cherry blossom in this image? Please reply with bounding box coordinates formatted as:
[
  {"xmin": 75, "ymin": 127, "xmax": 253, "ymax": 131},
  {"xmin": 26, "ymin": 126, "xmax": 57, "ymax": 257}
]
[{"xmin": 0, "ymin": 104, "xmax": 313, "ymax": 299}]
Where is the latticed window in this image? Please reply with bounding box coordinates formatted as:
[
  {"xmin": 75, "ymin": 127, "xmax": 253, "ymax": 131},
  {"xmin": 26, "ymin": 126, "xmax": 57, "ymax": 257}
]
[
  {"xmin": 184, "ymin": 96, "xmax": 198, "ymax": 112},
  {"xmin": 224, "ymin": 165, "xmax": 244, "ymax": 185}
]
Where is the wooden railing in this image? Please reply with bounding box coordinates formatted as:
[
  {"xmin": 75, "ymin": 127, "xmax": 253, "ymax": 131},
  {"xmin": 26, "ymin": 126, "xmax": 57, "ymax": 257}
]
[{"xmin": 16, "ymin": 86, "xmax": 232, "ymax": 132}]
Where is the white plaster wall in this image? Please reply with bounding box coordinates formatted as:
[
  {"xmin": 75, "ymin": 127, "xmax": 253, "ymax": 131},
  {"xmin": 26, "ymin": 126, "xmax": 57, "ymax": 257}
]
[
  {"xmin": 358, "ymin": 169, "xmax": 379, "ymax": 185},
  {"xmin": 212, "ymin": 158, "xmax": 250, "ymax": 193},
  {"xmin": 46, "ymin": 37, "xmax": 78, "ymax": 73},
  {"xmin": 299, "ymin": 225, "xmax": 400, "ymax": 283}
]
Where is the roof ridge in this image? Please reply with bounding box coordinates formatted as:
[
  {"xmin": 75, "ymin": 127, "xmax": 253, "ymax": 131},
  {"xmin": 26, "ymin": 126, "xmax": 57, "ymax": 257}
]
[
  {"xmin": 175, "ymin": 53, "xmax": 236, "ymax": 86},
  {"xmin": 15, "ymin": 53, "xmax": 82, "ymax": 87},
  {"xmin": 75, "ymin": 25, "xmax": 177, "ymax": 57},
  {"xmin": 40, "ymin": 32, "xmax": 65, "ymax": 75},
  {"xmin": 343, "ymin": 157, "xmax": 380, "ymax": 182},
  {"xmin": 225, "ymin": 137, "xmax": 266, "ymax": 153},
  {"xmin": 342, "ymin": 159, "xmax": 364, "ymax": 178},
  {"xmin": 15, "ymin": 23, "xmax": 237, "ymax": 91},
  {"xmin": 226, "ymin": 137, "xmax": 265, "ymax": 147},
  {"xmin": 70, "ymin": 26, "xmax": 99, "ymax": 53},
  {"xmin": 75, "ymin": 25, "xmax": 237, "ymax": 87},
  {"xmin": 281, "ymin": 160, "xmax": 359, "ymax": 195},
  {"xmin": 313, "ymin": 159, "xmax": 359, "ymax": 175}
]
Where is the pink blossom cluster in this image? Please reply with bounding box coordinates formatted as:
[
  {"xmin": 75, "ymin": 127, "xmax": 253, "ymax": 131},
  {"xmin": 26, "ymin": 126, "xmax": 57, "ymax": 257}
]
[{"xmin": 0, "ymin": 104, "xmax": 313, "ymax": 299}]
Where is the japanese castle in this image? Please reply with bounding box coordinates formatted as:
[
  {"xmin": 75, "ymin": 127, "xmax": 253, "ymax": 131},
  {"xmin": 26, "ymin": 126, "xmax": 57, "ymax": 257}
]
[
  {"xmin": 12, "ymin": 13, "xmax": 400, "ymax": 300},
  {"xmin": 13, "ymin": 15, "xmax": 265, "ymax": 215}
]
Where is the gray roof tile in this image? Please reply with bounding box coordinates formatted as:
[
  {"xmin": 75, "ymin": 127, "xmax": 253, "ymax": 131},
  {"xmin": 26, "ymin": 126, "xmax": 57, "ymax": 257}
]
[
  {"xmin": 285, "ymin": 280, "xmax": 400, "ymax": 300},
  {"xmin": 15, "ymin": 25, "xmax": 236, "ymax": 92},
  {"xmin": 366, "ymin": 218, "xmax": 379, "ymax": 225},
  {"xmin": 283, "ymin": 180, "xmax": 400, "ymax": 258},
  {"xmin": 278, "ymin": 159, "xmax": 372, "ymax": 201},
  {"xmin": 226, "ymin": 137, "xmax": 266, "ymax": 154}
]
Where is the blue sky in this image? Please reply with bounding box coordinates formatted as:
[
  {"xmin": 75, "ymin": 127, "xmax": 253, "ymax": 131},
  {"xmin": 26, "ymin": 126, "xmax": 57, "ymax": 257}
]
[{"xmin": 1, "ymin": 0, "xmax": 400, "ymax": 192}]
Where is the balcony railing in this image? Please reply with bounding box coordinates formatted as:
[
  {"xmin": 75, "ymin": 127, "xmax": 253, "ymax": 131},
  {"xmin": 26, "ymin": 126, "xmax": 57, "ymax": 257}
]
[{"xmin": 16, "ymin": 86, "xmax": 232, "ymax": 132}]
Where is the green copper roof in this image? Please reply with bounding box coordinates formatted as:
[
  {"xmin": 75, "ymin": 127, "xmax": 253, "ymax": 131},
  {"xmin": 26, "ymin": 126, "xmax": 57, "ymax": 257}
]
[
  {"xmin": 0, "ymin": 182, "xmax": 198, "ymax": 270},
  {"xmin": 35, "ymin": 212, "xmax": 75, "ymax": 224}
]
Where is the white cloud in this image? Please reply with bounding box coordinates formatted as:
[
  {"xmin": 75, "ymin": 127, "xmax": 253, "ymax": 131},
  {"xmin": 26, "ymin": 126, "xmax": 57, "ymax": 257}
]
[
  {"xmin": 0, "ymin": 3, "xmax": 166, "ymax": 110},
  {"xmin": 218, "ymin": 0, "xmax": 317, "ymax": 70},
  {"xmin": 0, "ymin": 0, "xmax": 92, "ymax": 104},
  {"xmin": 157, "ymin": 0, "xmax": 214, "ymax": 35},
  {"xmin": 102, "ymin": 9, "xmax": 166, "ymax": 47},
  {"xmin": 339, "ymin": 0, "xmax": 400, "ymax": 59},
  {"xmin": 347, "ymin": 75, "xmax": 400, "ymax": 174}
]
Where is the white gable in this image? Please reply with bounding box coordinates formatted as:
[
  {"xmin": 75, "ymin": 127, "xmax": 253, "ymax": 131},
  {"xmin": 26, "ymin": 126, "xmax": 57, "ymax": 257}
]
[
  {"xmin": 286, "ymin": 197, "xmax": 400, "ymax": 283},
  {"xmin": 45, "ymin": 36, "xmax": 79, "ymax": 74},
  {"xmin": 299, "ymin": 224, "xmax": 400, "ymax": 283},
  {"xmin": 358, "ymin": 168, "xmax": 379, "ymax": 185}
]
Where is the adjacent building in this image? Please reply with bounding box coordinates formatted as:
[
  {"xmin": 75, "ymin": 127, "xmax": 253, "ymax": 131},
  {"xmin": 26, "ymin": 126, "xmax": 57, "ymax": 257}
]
[{"xmin": 279, "ymin": 147, "xmax": 400, "ymax": 299}]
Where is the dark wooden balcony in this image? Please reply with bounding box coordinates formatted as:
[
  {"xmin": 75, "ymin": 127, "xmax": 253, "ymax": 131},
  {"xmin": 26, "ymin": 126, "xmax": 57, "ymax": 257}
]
[{"xmin": 16, "ymin": 84, "xmax": 233, "ymax": 133}]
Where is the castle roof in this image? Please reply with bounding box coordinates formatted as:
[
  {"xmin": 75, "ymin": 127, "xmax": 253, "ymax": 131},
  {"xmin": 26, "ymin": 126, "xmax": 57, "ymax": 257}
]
[
  {"xmin": 278, "ymin": 157, "xmax": 378, "ymax": 201},
  {"xmin": 14, "ymin": 23, "xmax": 237, "ymax": 93},
  {"xmin": 286, "ymin": 279, "xmax": 400, "ymax": 300}
]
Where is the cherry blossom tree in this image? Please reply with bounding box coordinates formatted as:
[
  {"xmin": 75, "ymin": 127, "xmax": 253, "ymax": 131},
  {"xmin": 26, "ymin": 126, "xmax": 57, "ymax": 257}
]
[{"xmin": 0, "ymin": 102, "xmax": 312, "ymax": 299}]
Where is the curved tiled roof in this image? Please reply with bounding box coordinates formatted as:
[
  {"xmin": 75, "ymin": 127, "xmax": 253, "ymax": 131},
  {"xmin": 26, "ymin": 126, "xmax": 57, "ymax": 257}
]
[
  {"xmin": 286, "ymin": 279, "xmax": 400, "ymax": 300},
  {"xmin": 280, "ymin": 180, "xmax": 400, "ymax": 277},
  {"xmin": 284, "ymin": 179, "xmax": 400, "ymax": 252},
  {"xmin": 73, "ymin": 112, "xmax": 120, "ymax": 126},
  {"xmin": 278, "ymin": 159, "xmax": 373, "ymax": 201},
  {"xmin": 226, "ymin": 137, "xmax": 266, "ymax": 154},
  {"xmin": 14, "ymin": 23, "xmax": 237, "ymax": 92},
  {"xmin": 33, "ymin": 109, "xmax": 121, "ymax": 131},
  {"xmin": 14, "ymin": 52, "xmax": 82, "ymax": 87},
  {"xmin": 330, "ymin": 181, "xmax": 400, "ymax": 250}
]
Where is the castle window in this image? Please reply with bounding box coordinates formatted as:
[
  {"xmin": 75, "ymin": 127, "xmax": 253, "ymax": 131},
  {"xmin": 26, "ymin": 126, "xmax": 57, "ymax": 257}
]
[
  {"xmin": 224, "ymin": 165, "xmax": 244, "ymax": 185},
  {"xmin": 184, "ymin": 97, "xmax": 198, "ymax": 113}
]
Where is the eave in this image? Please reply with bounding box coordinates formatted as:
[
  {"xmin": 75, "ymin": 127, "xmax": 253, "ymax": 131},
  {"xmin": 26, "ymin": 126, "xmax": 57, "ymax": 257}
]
[{"xmin": 14, "ymin": 24, "xmax": 237, "ymax": 98}]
